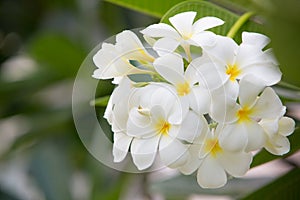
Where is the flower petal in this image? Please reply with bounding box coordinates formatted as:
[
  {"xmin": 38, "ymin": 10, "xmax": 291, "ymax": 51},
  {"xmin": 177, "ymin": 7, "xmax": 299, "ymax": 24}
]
[
  {"xmin": 191, "ymin": 31, "xmax": 217, "ymax": 47},
  {"xmin": 265, "ymin": 135, "xmax": 290, "ymax": 155},
  {"xmin": 159, "ymin": 135, "xmax": 188, "ymax": 168},
  {"xmin": 153, "ymin": 37, "xmax": 180, "ymax": 55},
  {"xmin": 192, "ymin": 16, "xmax": 224, "ymax": 33},
  {"xmin": 131, "ymin": 135, "xmax": 160, "ymax": 170},
  {"xmin": 189, "ymin": 87, "xmax": 211, "ymax": 114},
  {"xmin": 242, "ymin": 63, "xmax": 282, "ymax": 86},
  {"xmin": 153, "ymin": 53, "xmax": 184, "ymax": 85},
  {"xmin": 189, "ymin": 56, "xmax": 227, "ymax": 91},
  {"xmin": 239, "ymin": 76, "xmax": 265, "ymax": 107},
  {"xmin": 210, "ymin": 96, "xmax": 239, "ymax": 124},
  {"xmin": 127, "ymin": 108, "xmax": 157, "ymax": 138},
  {"xmin": 252, "ymin": 87, "xmax": 284, "ymax": 119},
  {"xmin": 219, "ymin": 124, "xmax": 248, "ymax": 152},
  {"xmin": 242, "ymin": 32, "xmax": 270, "ymax": 49},
  {"xmin": 140, "ymin": 23, "xmax": 180, "ymax": 39},
  {"xmin": 116, "ymin": 30, "xmax": 154, "ymax": 62},
  {"xmin": 179, "ymin": 144, "xmax": 203, "ymax": 175},
  {"xmin": 219, "ymin": 151, "xmax": 252, "ymax": 177},
  {"xmin": 203, "ymin": 35, "xmax": 238, "ymax": 66},
  {"xmin": 245, "ymin": 121, "xmax": 265, "ymax": 152},
  {"xmin": 278, "ymin": 117, "xmax": 295, "ymax": 136},
  {"xmin": 197, "ymin": 156, "xmax": 227, "ymax": 188},
  {"xmin": 169, "ymin": 11, "xmax": 196, "ymax": 38},
  {"xmin": 176, "ymin": 111, "xmax": 207, "ymax": 143},
  {"xmin": 113, "ymin": 132, "xmax": 133, "ymax": 162}
]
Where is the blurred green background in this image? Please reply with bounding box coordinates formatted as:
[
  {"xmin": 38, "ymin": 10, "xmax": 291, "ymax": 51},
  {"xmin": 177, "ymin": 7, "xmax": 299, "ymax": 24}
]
[{"xmin": 0, "ymin": 0, "xmax": 299, "ymax": 200}]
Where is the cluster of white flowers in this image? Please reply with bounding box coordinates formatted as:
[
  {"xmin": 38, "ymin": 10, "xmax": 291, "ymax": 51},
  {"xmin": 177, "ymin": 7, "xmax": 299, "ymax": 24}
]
[{"xmin": 92, "ymin": 12, "xmax": 295, "ymax": 188}]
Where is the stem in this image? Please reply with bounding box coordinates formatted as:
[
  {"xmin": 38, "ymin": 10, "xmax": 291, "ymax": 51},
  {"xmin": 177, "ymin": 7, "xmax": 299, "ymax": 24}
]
[{"xmin": 227, "ymin": 11, "xmax": 255, "ymax": 38}]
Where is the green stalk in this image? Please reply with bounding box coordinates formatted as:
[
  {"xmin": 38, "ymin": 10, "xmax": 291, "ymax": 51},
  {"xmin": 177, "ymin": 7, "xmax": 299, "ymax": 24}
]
[{"xmin": 227, "ymin": 11, "xmax": 255, "ymax": 38}]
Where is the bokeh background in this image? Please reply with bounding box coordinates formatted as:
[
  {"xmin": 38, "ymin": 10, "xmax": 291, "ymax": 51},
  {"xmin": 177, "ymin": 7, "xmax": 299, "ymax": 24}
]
[{"xmin": 0, "ymin": 0, "xmax": 299, "ymax": 200}]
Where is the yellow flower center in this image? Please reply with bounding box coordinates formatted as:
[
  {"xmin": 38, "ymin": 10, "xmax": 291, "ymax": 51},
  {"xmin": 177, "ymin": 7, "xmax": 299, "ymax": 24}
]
[
  {"xmin": 226, "ymin": 64, "xmax": 240, "ymax": 81},
  {"xmin": 176, "ymin": 81, "xmax": 191, "ymax": 96},
  {"xmin": 156, "ymin": 120, "xmax": 171, "ymax": 136},
  {"xmin": 237, "ymin": 106, "xmax": 252, "ymax": 123},
  {"xmin": 205, "ymin": 138, "xmax": 223, "ymax": 158}
]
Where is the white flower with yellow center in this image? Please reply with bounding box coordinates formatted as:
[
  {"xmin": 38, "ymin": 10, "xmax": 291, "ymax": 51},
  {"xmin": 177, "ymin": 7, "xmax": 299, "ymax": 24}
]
[
  {"xmin": 260, "ymin": 115, "xmax": 295, "ymax": 155},
  {"xmin": 141, "ymin": 12, "xmax": 224, "ymax": 59},
  {"xmin": 93, "ymin": 30, "xmax": 154, "ymax": 79},
  {"xmin": 153, "ymin": 53, "xmax": 211, "ymax": 114},
  {"xmin": 125, "ymin": 83, "xmax": 207, "ymax": 170},
  {"xmin": 179, "ymin": 125, "xmax": 252, "ymax": 188},
  {"xmin": 211, "ymin": 78, "xmax": 285, "ymax": 152},
  {"xmin": 194, "ymin": 32, "xmax": 282, "ymax": 98}
]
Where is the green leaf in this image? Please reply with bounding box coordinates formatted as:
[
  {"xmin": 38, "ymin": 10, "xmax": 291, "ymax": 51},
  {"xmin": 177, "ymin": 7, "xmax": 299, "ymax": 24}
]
[
  {"xmin": 160, "ymin": 0, "xmax": 264, "ymax": 42},
  {"xmin": 28, "ymin": 33, "xmax": 86, "ymax": 78},
  {"xmin": 105, "ymin": 0, "xmax": 186, "ymax": 18},
  {"xmin": 251, "ymin": 127, "xmax": 300, "ymax": 168},
  {"xmin": 90, "ymin": 95, "xmax": 110, "ymax": 107},
  {"xmin": 242, "ymin": 168, "xmax": 300, "ymax": 199}
]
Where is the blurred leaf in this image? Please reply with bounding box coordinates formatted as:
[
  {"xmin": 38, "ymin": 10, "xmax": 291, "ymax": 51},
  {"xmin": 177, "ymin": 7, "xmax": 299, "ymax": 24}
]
[
  {"xmin": 251, "ymin": 127, "xmax": 300, "ymax": 168},
  {"xmin": 150, "ymin": 173, "xmax": 272, "ymax": 199},
  {"xmin": 242, "ymin": 168, "xmax": 300, "ymax": 199},
  {"xmin": 29, "ymin": 142, "xmax": 72, "ymax": 200},
  {"xmin": 28, "ymin": 33, "xmax": 86, "ymax": 78},
  {"xmin": 105, "ymin": 0, "xmax": 186, "ymax": 17},
  {"xmin": 90, "ymin": 95, "xmax": 110, "ymax": 107},
  {"xmin": 160, "ymin": 0, "xmax": 264, "ymax": 43}
]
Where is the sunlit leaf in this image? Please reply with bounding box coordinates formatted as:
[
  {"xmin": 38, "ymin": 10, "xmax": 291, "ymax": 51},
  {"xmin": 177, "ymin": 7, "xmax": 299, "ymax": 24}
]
[{"xmin": 105, "ymin": 0, "xmax": 186, "ymax": 17}]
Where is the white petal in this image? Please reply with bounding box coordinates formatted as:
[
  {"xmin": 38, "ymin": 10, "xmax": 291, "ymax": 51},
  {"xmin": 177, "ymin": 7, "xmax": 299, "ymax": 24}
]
[
  {"xmin": 169, "ymin": 12, "xmax": 196, "ymax": 38},
  {"xmin": 189, "ymin": 56, "xmax": 227, "ymax": 91},
  {"xmin": 252, "ymin": 87, "xmax": 284, "ymax": 119},
  {"xmin": 265, "ymin": 135, "xmax": 290, "ymax": 155},
  {"xmin": 153, "ymin": 37, "xmax": 179, "ymax": 55},
  {"xmin": 242, "ymin": 32, "xmax": 270, "ymax": 49},
  {"xmin": 239, "ymin": 76, "xmax": 265, "ymax": 107},
  {"xmin": 242, "ymin": 63, "xmax": 282, "ymax": 86},
  {"xmin": 179, "ymin": 144, "xmax": 203, "ymax": 175},
  {"xmin": 113, "ymin": 132, "xmax": 133, "ymax": 162},
  {"xmin": 140, "ymin": 23, "xmax": 180, "ymax": 39},
  {"xmin": 203, "ymin": 35, "xmax": 238, "ymax": 66},
  {"xmin": 219, "ymin": 124, "xmax": 248, "ymax": 152},
  {"xmin": 197, "ymin": 156, "xmax": 227, "ymax": 188},
  {"xmin": 131, "ymin": 136, "xmax": 160, "ymax": 170},
  {"xmin": 192, "ymin": 16, "xmax": 224, "ymax": 33},
  {"xmin": 159, "ymin": 136, "xmax": 188, "ymax": 168},
  {"xmin": 245, "ymin": 121, "xmax": 265, "ymax": 152},
  {"xmin": 278, "ymin": 117, "xmax": 295, "ymax": 136},
  {"xmin": 116, "ymin": 30, "xmax": 154, "ymax": 62},
  {"xmin": 210, "ymin": 97, "xmax": 239, "ymax": 124},
  {"xmin": 191, "ymin": 31, "xmax": 217, "ymax": 47},
  {"xmin": 176, "ymin": 111, "xmax": 207, "ymax": 143},
  {"xmin": 153, "ymin": 53, "xmax": 184, "ymax": 85},
  {"xmin": 260, "ymin": 118, "xmax": 280, "ymax": 138},
  {"xmin": 219, "ymin": 151, "xmax": 252, "ymax": 177},
  {"xmin": 168, "ymin": 94, "xmax": 189, "ymax": 124},
  {"xmin": 189, "ymin": 87, "xmax": 211, "ymax": 114},
  {"xmin": 127, "ymin": 108, "xmax": 157, "ymax": 138}
]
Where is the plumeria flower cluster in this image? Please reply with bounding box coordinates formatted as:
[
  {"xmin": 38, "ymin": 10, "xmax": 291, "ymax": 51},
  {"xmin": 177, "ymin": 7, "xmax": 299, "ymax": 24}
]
[{"xmin": 92, "ymin": 12, "xmax": 295, "ymax": 188}]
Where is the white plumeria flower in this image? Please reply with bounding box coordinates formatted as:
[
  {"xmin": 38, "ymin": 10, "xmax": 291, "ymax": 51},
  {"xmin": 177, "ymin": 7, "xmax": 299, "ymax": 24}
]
[
  {"xmin": 195, "ymin": 32, "xmax": 282, "ymax": 98},
  {"xmin": 260, "ymin": 115, "xmax": 295, "ymax": 155},
  {"xmin": 93, "ymin": 30, "xmax": 154, "ymax": 79},
  {"xmin": 104, "ymin": 77, "xmax": 135, "ymax": 162},
  {"xmin": 153, "ymin": 53, "xmax": 211, "ymax": 114},
  {"xmin": 141, "ymin": 12, "xmax": 224, "ymax": 59},
  {"xmin": 211, "ymin": 78, "xmax": 285, "ymax": 152},
  {"xmin": 126, "ymin": 83, "xmax": 207, "ymax": 170},
  {"xmin": 179, "ymin": 125, "xmax": 252, "ymax": 188}
]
